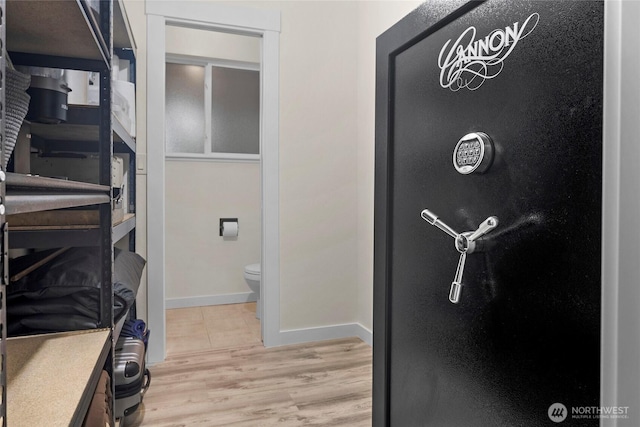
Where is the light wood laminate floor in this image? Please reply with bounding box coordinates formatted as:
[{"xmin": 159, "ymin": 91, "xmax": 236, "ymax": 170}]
[{"xmin": 125, "ymin": 303, "xmax": 373, "ymax": 426}]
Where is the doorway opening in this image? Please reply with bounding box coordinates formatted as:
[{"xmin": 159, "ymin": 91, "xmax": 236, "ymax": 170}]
[
  {"xmin": 146, "ymin": 3, "xmax": 281, "ymax": 364},
  {"xmin": 163, "ymin": 27, "xmax": 262, "ymax": 354}
]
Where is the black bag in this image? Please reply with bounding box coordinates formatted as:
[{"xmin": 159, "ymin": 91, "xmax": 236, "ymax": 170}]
[
  {"xmin": 7, "ymin": 248, "xmax": 146, "ymax": 335},
  {"xmin": 114, "ymin": 335, "xmax": 150, "ymax": 418}
]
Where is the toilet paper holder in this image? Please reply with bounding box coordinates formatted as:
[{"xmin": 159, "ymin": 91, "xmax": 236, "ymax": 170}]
[{"xmin": 219, "ymin": 218, "xmax": 239, "ymax": 237}]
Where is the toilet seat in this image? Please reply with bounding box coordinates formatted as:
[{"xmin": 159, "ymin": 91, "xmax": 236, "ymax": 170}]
[
  {"xmin": 244, "ymin": 263, "xmax": 260, "ymax": 279},
  {"xmin": 243, "ymin": 263, "xmax": 261, "ymax": 319}
]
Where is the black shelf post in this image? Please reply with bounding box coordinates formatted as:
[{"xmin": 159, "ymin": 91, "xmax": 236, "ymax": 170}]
[{"xmin": 0, "ymin": 0, "xmax": 7, "ymax": 424}]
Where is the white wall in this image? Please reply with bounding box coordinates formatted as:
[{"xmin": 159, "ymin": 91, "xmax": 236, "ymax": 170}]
[
  {"xmin": 124, "ymin": 0, "xmax": 421, "ymax": 337},
  {"xmin": 166, "ymin": 25, "xmax": 260, "ymax": 62},
  {"xmin": 165, "ymin": 161, "xmax": 261, "ymax": 304},
  {"xmin": 254, "ymin": 0, "xmax": 361, "ymax": 330},
  {"xmin": 355, "ymin": 1, "xmax": 422, "ymax": 332}
]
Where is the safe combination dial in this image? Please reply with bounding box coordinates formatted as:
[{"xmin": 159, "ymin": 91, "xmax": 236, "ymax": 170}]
[
  {"xmin": 453, "ymin": 132, "xmax": 494, "ymax": 175},
  {"xmin": 421, "ymin": 209, "xmax": 498, "ymax": 304}
]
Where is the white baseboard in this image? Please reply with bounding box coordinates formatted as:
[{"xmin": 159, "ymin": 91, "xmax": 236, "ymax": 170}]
[
  {"xmin": 162, "ymin": 296, "xmax": 374, "ymax": 348},
  {"xmin": 166, "ymin": 292, "xmax": 257, "ymax": 309},
  {"xmin": 277, "ymin": 322, "xmax": 372, "ymax": 347},
  {"xmin": 355, "ymin": 324, "xmax": 373, "ymax": 346}
]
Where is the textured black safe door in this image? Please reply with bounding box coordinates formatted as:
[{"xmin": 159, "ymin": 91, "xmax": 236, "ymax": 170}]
[{"xmin": 373, "ymin": 1, "xmax": 604, "ymax": 426}]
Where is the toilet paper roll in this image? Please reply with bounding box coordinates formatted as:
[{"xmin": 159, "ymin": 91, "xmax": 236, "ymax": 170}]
[{"xmin": 222, "ymin": 221, "xmax": 238, "ymax": 237}]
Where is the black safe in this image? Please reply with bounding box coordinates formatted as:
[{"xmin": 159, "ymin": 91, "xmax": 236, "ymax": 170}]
[{"xmin": 373, "ymin": 1, "xmax": 606, "ymax": 426}]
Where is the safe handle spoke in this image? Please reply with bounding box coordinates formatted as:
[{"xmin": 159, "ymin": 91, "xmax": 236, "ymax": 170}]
[
  {"xmin": 467, "ymin": 216, "xmax": 499, "ymax": 242},
  {"xmin": 449, "ymin": 251, "xmax": 466, "ymax": 304},
  {"xmin": 421, "ymin": 209, "xmax": 460, "ymax": 240}
]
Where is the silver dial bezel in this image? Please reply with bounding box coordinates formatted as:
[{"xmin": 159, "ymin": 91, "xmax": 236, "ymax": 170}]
[{"xmin": 453, "ymin": 132, "xmax": 494, "ymax": 175}]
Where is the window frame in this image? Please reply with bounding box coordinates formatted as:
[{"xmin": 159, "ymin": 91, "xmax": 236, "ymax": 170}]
[{"xmin": 165, "ymin": 53, "xmax": 261, "ymax": 163}]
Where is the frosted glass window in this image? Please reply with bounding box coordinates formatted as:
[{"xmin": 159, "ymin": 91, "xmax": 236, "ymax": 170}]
[
  {"xmin": 165, "ymin": 63, "xmax": 205, "ymax": 154},
  {"xmin": 165, "ymin": 58, "xmax": 260, "ymax": 159},
  {"xmin": 211, "ymin": 67, "xmax": 260, "ymax": 154}
]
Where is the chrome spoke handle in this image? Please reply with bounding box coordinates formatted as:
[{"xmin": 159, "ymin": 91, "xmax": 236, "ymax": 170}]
[
  {"xmin": 467, "ymin": 216, "xmax": 499, "ymax": 242},
  {"xmin": 421, "ymin": 208, "xmax": 499, "ymax": 304},
  {"xmin": 449, "ymin": 251, "xmax": 466, "ymax": 304},
  {"xmin": 421, "ymin": 209, "xmax": 460, "ymax": 240}
]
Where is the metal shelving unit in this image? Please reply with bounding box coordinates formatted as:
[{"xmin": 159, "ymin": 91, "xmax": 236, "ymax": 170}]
[
  {"xmin": 28, "ymin": 105, "xmax": 137, "ymax": 153},
  {"xmin": 6, "ymin": 329, "xmax": 112, "ymax": 426},
  {"xmin": 4, "ymin": 173, "xmax": 111, "ymax": 215},
  {"xmin": 2, "ymin": 1, "xmax": 137, "ymax": 425},
  {"xmin": 6, "ymin": 0, "xmax": 108, "ymax": 63},
  {"xmin": 0, "ymin": 0, "xmax": 7, "ymax": 424}
]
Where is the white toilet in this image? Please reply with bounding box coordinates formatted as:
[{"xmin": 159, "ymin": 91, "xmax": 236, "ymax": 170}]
[{"xmin": 244, "ymin": 263, "xmax": 261, "ymax": 319}]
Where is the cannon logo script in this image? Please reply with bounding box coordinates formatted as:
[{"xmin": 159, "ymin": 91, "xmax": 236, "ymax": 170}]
[{"xmin": 438, "ymin": 13, "xmax": 540, "ymax": 91}]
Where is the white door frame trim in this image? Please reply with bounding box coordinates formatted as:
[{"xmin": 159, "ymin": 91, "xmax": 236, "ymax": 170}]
[
  {"xmin": 145, "ymin": 2, "xmax": 281, "ymax": 364},
  {"xmin": 601, "ymin": 0, "xmax": 640, "ymax": 419}
]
